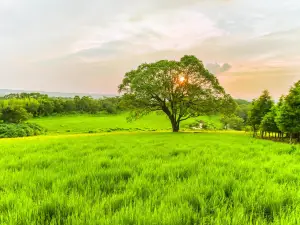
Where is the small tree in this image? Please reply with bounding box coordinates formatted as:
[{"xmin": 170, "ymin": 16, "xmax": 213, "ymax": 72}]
[
  {"xmin": 24, "ymin": 98, "xmax": 40, "ymax": 117},
  {"xmin": 260, "ymin": 106, "xmax": 280, "ymax": 137},
  {"xmin": 247, "ymin": 90, "xmax": 274, "ymax": 137},
  {"xmin": 64, "ymin": 99, "xmax": 76, "ymax": 112},
  {"xmin": 0, "ymin": 106, "xmax": 32, "ymax": 123},
  {"xmin": 118, "ymin": 55, "xmax": 235, "ymax": 132},
  {"xmin": 38, "ymin": 98, "xmax": 54, "ymax": 116}
]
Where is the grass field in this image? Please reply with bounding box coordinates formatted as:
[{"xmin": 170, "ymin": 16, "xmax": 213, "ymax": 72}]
[
  {"xmin": 29, "ymin": 113, "xmax": 223, "ymax": 134},
  {"xmin": 1, "ymin": 132, "xmax": 300, "ymax": 224}
]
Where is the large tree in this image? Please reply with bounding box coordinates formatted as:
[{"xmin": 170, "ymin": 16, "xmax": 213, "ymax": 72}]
[{"xmin": 118, "ymin": 55, "xmax": 236, "ymax": 132}]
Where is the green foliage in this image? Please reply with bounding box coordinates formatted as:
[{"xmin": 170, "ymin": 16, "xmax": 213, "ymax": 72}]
[
  {"xmin": 119, "ymin": 55, "xmax": 235, "ymax": 132},
  {"xmin": 235, "ymin": 99, "xmax": 251, "ymax": 105},
  {"xmin": 260, "ymin": 106, "xmax": 279, "ymax": 133},
  {"xmin": 0, "ymin": 106, "xmax": 32, "ymax": 123},
  {"xmin": 52, "ymin": 98, "xmax": 65, "ymax": 114},
  {"xmin": 4, "ymin": 92, "xmax": 48, "ymax": 99},
  {"xmin": 276, "ymin": 81, "xmax": 300, "ymax": 135},
  {"xmin": 248, "ymin": 90, "xmax": 274, "ymax": 134},
  {"xmin": 104, "ymin": 104, "xmax": 117, "ymax": 114},
  {"xmin": 235, "ymin": 101, "xmax": 251, "ymax": 122},
  {"xmin": 24, "ymin": 98, "xmax": 40, "ymax": 117},
  {"xmin": 244, "ymin": 125, "xmax": 253, "ymax": 132},
  {"xmin": 38, "ymin": 98, "xmax": 55, "ymax": 116},
  {"xmin": 220, "ymin": 98, "xmax": 250, "ymax": 130},
  {"xmin": 101, "ymin": 98, "xmax": 119, "ymax": 114},
  {"xmin": 0, "ymin": 133, "xmax": 300, "ymax": 224},
  {"xmin": 201, "ymin": 121, "xmax": 218, "ymax": 130},
  {"xmin": 0, "ymin": 93, "xmax": 126, "ymax": 120},
  {"xmin": 221, "ymin": 115, "xmax": 244, "ymax": 130},
  {"xmin": 63, "ymin": 99, "xmax": 76, "ymax": 112},
  {"xmin": 187, "ymin": 117, "xmax": 222, "ymax": 130},
  {"xmin": 0, "ymin": 123, "xmax": 46, "ymax": 138}
]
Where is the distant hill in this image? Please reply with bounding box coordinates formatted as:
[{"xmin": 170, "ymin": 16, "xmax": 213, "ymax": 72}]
[
  {"xmin": 235, "ymin": 99, "xmax": 251, "ymax": 105},
  {"xmin": 0, "ymin": 89, "xmax": 116, "ymax": 99}
]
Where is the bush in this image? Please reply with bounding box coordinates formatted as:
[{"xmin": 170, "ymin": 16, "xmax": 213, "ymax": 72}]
[
  {"xmin": 221, "ymin": 115, "xmax": 244, "ymax": 131},
  {"xmin": 187, "ymin": 119, "xmax": 218, "ymax": 130},
  {"xmin": 202, "ymin": 121, "xmax": 217, "ymax": 130},
  {"xmin": 0, "ymin": 106, "xmax": 32, "ymax": 123},
  {"xmin": 105, "ymin": 104, "xmax": 117, "ymax": 114},
  {"xmin": 0, "ymin": 123, "xmax": 46, "ymax": 138},
  {"xmin": 244, "ymin": 126, "xmax": 253, "ymax": 132}
]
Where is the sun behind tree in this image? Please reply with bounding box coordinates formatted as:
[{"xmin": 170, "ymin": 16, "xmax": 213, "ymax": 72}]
[
  {"xmin": 118, "ymin": 55, "xmax": 236, "ymax": 132},
  {"xmin": 179, "ymin": 76, "xmax": 185, "ymax": 83}
]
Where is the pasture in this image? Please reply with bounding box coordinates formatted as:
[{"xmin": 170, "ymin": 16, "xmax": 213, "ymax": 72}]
[
  {"xmin": 28, "ymin": 113, "xmax": 222, "ymax": 134},
  {"xmin": 0, "ymin": 132, "xmax": 300, "ymax": 224}
]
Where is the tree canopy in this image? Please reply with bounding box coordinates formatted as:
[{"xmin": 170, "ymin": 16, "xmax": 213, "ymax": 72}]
[
  {"xmin": 260, "ymin": 106, "xmax": 280, "ymax": 134},
  {"xmin": 247, "ymin": 90, "xmax": 274, "ymax": 136},
  {"xmin": 0, "ymin": 106, "xmax": 32, "ymax": 124},
  {"xmin": 276, "ymin": 81, "xmax": 300, "ymax": 139},
  {"xmin": 118, "ymin": 55, "xmax": 236, "ymax": 132}
]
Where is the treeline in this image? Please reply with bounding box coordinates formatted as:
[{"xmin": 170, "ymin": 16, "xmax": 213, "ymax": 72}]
[
  {"xmin": 0, "ymin": 93, "xmax": 126, "ymax": 123},
  {"xmin": 220, "ymin": 99, "xmax": 251, "ymax": 131},
  {"xmin": 247, "ymin": 81, "xmax": 300, "ymax": 143}
]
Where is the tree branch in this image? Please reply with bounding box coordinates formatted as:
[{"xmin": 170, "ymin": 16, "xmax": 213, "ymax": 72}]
[{"xmin": 179, "ymin": 114, "xmax": 192, "ymax": 122}]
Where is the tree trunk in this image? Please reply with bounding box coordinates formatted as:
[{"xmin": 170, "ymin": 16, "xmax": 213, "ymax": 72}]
[
  {"xmin": 162, "ymin": 106, "xmax": 180, "ymax": 133},
  {"xmin": 172, "ymin": 125, "xmax": 179, "ymax": 132},
  {"xmin": 290, "ymin": 133, "xmax": 293, "ymax": 144},
  {"xmin": 171, "ymin": 119, "xmax": 179, "ymax": 132},
  {"xmin": 252, "ymin": 127, "xmax": 256, "ymax": 137}
]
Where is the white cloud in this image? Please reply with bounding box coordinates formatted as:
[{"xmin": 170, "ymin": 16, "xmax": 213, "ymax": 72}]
[{"xmin": 71, "ymin": 9, "xmax": 224, "ymax": 60}]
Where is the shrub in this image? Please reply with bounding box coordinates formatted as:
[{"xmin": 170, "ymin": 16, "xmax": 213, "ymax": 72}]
[
  {"xmin": 221, "ymin": 115, "xmax": 244, "ymax": 131},
  {"xmin": 202, "ymin": 121, "xmax": 217, "ymax": 130},
  {"xmin": 187, "ymin": 120, "xmax": 218, "ymax": 130},
  {"xmin": 105, "ymin": 105, "xmax": 117, "ymax": 114},
  {"xmin": 244, "ymin": 126, "xmax": 253, "ymax": 132},
  {"xmin": 0, "ymin": 123, "xmax": 46, "ymax": 138},
  {"xmin": 0, "ymin": 106, "xmax": 32, "ymax": 123}
]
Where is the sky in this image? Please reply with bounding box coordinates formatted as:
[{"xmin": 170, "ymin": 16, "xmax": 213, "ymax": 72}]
[{"xmin": 1, "ymin": 0, "xmax": 300, "ymax": 99}]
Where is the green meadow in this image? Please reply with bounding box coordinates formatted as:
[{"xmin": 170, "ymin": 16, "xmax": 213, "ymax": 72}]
[
  {"xmin": 28, "ymin": 113, "xmax": 222, "ymax": 134},
  {"xmin": 1, "ymin": 130, "xmax": 300, "ymax": 224},
  {"xmin": 1, "ymin": 5, "xmax": 298, "ymax": 224}
]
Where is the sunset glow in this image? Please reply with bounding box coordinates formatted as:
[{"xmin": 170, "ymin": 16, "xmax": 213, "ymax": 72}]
[{"xmin": 1, "ymin": 0, "xmax": 300, "ymax": 99}]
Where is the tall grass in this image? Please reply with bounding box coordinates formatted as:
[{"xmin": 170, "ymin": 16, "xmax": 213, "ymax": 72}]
[{"xmin": 0, "ymin": 132, "xmax": 300, "ymax": 224}]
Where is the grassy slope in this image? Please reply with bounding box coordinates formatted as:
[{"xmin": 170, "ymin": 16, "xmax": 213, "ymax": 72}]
[
  {"xmin": 0, "ymin": 132, "xmax": 300, "ymax": 224},
  {"xmin": 29, "ymin": 113, "xmax": 222, "ymax": 134}
]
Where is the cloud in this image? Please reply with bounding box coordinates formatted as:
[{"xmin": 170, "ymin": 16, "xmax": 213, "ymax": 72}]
[
  {"xmin": 206, "ymin": 63, "xmax": 232, "ymax": 74},
  {"xmin": 1, "ymin": 0, "xmax": 300, "ymax": 99},
  {"xmin": 69, "ymin": 9, "xmax": 224, "ymax": 61}
]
